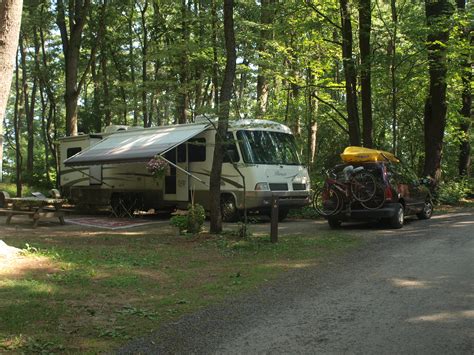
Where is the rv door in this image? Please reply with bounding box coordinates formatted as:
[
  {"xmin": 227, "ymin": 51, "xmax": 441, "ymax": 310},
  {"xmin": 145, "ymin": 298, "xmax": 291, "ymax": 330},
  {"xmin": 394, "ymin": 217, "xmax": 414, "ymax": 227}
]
[{"xmin": 163, "ymin": 146, "xmax": 189, "ymax": 202}]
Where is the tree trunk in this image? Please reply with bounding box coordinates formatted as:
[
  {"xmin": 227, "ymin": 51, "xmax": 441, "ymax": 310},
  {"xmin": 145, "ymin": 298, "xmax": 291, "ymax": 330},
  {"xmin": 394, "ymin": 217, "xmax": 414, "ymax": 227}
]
[
  {"xmin": 340, "ymin": 0, "xmax": 361, "ymax": 146},
  {"xmin": 211, "ymin": 0, "xmax": 219, "ymax": 110},
  {"xmin": 359, "ymin": 0, "xmax": 372, "ymax": 148},
  {"xmin": 39, "ymin": 84, "xmax": 51, "ymax": 184},
  {"xmin": 56, "ymin": 0, "xmax": 91, "ymax": 136},
  {"xmin": 91, "ymin": 49, "xmax": 101, "ymax": 132},
  {"xmin": 177, "ymin": 0, "xmax": 189, "ymax": 124},
  {"xmin": 128, "ymin": 7, "xmax": 138, "ymax": 126},
  {"xmin": 256, "ymin": 0, "xmax": 274, "ymax": 118},
  {"xmin": 423, "ymin": 0, "xmax": 454, "ymax": 182},
  {"xmin": 457, "ymin": 0, "xmax": 472, "ymax": 177},
  {"xmin": 39, "ymin": 21, "xmax": 58, "ymax": 180},
  {"xmin": 209, "ymin": 0, "xmax": 236, "ymax": 234},
  {"xmin": 34, "ymin": 27, "xmax": 51, "ymax": 184},
  {"xmin": 111, "ymin": 49, "xmax": 128, "ymax": 125},
  {"xmin": 390, "ymin": 0, "xmax": 398, "ymax": 155},
  {"xmin": 0, "ymin": 0, "xmax": 23, "ymax": 182},
  {"xmin": 99, "ymin": 0, "xmax": 111, "ymax": 127},
  {"xmin": 139, "ymin": 0, "xmax": 149, "ymax": 127},
  {"xmin": 14, "ymin": 53, "xmax": 22, "ymax": 196},
  {"xmin": 19, "ymin": 32, "xmax": 35, "ymax": 175},
  {"xmin": 306, "ymin": 68, "xmax": 318, "ymax": 168}
]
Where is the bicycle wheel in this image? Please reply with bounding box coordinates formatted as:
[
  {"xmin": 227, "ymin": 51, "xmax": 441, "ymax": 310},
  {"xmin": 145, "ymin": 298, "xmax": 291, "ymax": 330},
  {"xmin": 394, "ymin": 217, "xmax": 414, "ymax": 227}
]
[
  {"xmin": 361, "ymin": 183, "xmax": 386, "ymax": 209},
  {"xmin": 313, "ymin": 186, "xmax": 342, "ymax": 216},
  {"xmin": 351, "ymin": 172, "xmax": 377, "ymax": 202}
]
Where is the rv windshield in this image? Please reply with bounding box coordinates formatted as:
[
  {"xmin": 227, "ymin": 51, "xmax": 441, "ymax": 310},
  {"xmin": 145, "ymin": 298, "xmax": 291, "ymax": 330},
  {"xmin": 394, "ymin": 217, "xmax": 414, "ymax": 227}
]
[{"xmin": 237, "ymin": 130, "xmax": 301, "ymax": 165}]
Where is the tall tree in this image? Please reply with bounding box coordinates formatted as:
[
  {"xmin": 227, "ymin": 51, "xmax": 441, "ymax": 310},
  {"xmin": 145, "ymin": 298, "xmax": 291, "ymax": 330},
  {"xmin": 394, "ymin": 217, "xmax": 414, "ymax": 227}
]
[
  {"xmin": 14, "ymin": 52, "xmax": 23, "ymax": 196},
  {"xmin": 389, "ymin": 0, "xmax": 398, "ymax": 155},
  {"xmin": 211, "ymin": 0, "xmax": 219, "ymax": 110},
  {"xmin": 177, "ymin": 0, "xmax": 189, "ymax": 124},
  {"xmin": 423, "ymin": 0, "xmax": 454, "ymax": 182},
  {"xmin": 359, "ymin": 0, "xmax": 372, "ymax": 148},
  {"xmin": 138, "ymin": 0, "xmax": 149, "ymax": 127},
  {"xmin": 0, "ymin": 0, "xmax": 23, "ymax": 182},
  {"xmin": 456, "ymin": 0, "xmax": 472, "ymax": 176},
  {"xmin": 340, "ymin": 0, "xmax": 361, "ymax": 146},
  {"xmin": 209, "ymin": 0, "xmax": 236, "ymax": 233},
  {"xmin": 19, "ymin": 31, "xmax": 37, "ymax": 175},
  {"xmin": 56, "ymin": 0, "xmax": 91, "ymax": 136},
  {"xmin": 256, "ymin": 0, "xmax": 275, "ymax": 118}
]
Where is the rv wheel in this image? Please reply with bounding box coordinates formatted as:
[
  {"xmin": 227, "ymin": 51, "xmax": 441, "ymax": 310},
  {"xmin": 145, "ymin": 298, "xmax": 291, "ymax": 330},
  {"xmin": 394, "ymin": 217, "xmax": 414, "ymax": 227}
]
[{"xmin": 221, "ymin": 195, "xmax": 240, "ymax": 222}]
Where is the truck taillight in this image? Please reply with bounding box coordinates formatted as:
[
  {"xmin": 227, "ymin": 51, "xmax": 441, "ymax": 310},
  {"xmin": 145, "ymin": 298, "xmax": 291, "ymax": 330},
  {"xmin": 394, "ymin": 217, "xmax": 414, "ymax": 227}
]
[{"xmin": 385, "ymin": 185, "xmax": 393, "ymax": 201}]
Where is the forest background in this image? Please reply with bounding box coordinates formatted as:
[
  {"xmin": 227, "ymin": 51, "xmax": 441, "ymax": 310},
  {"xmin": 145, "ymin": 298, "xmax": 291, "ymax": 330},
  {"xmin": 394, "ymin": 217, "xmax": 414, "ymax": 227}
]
[{"xmin": 0, "ymin": 0, "xmax": 472, "ymax": 201}]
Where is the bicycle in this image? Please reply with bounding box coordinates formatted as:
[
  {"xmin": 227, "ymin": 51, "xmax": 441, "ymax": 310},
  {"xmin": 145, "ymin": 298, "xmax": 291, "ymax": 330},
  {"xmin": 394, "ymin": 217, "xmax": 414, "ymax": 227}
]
[
  {"xmin": 313, "ymin": 166, "xmax": 377, "ymax": 216},
  {"xmin": 360, "ymin": 183, "xmax": 386, "ymax": 210}
]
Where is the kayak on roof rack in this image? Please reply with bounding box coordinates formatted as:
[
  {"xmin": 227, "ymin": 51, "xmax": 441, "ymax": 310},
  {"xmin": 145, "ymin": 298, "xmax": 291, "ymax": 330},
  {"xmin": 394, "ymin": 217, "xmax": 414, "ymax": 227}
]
[{"xmin": 340, "ymin": 146, "xmax": 400, "ymax": 164}]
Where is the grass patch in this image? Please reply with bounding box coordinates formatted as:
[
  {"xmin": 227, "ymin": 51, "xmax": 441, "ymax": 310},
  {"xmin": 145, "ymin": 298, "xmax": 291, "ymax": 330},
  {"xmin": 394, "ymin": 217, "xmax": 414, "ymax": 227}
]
[
  {"xmin": 0, "ymin": 182, "xmax": 51, "ymax": 198},
  {"xmin": 0, "ymin": 226, "xmax": 361, "ymax": 353}
]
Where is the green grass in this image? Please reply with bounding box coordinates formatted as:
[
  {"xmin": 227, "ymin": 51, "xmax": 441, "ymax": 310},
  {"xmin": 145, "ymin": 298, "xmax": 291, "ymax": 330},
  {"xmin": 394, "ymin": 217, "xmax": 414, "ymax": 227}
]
[
  {"xmin": 0, "ymin": 182, "xmax": 51, "ymax": 198},
  {"xmin": 0, "ymin": 227, "xmax": 362, "ymax": 353}
]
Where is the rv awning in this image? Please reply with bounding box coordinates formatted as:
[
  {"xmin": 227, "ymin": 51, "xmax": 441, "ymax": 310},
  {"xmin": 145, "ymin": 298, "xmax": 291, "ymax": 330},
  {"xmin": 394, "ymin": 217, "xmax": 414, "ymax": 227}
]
[{"xmin": 64, "ymin": 123, "xmax": 209, "ymax": 166}]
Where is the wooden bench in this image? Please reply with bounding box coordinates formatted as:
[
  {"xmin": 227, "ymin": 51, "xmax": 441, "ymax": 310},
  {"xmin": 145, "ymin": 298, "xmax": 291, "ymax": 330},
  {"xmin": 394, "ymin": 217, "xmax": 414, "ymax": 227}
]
[
  {"xmin": 0, "ymin": 191, "xmax": 66, "ymax": 228},
  {"xmin": 0, "ymin": 208, "xmax": 66, "ymax": 228}
]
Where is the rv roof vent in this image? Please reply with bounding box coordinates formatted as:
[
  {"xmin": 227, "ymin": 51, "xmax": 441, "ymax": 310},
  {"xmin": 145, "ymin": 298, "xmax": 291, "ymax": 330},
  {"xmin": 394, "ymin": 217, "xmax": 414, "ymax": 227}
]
[{"xmin": 104, "ymin": 125, "xmax": 130, "ymax": 133}]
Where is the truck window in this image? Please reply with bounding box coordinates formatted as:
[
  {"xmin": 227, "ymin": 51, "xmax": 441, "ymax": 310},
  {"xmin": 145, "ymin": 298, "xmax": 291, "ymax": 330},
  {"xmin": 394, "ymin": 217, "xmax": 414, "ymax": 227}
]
[
  {"xmin": 188, "ymin": 138, "xmax": 206, "ymax": 162},
  {"xmin": 67, "ymin": 147, "xmax": 81, "ymax": 158}
]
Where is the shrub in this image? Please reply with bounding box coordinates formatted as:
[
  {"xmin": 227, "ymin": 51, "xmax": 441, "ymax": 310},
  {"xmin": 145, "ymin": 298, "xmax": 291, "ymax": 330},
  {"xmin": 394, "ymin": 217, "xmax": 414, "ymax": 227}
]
[
  {"xmin": 170, "ymin": 214, "xmax": 188, "ymax": 233},
  {"xmin": 186, "ymin": 203, "xmax": 206, "ymax": 233},
  {"xmin": 170, "ymin": 203, "xmax": 206, "ymax": 234},
  {"xmin": 436, "ymin": 179, "xmax": 471, "ymax": 205}
]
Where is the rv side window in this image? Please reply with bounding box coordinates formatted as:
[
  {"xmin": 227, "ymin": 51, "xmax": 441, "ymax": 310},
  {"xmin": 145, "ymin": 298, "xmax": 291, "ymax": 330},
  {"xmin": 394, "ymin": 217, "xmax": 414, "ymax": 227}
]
[
  {"xmin": 188, "ymin": 138, "xmax": 206, "ymax": 162},
  {"xmin": 223, "ymin": 133, "xmax": 240, "ymax": 163},
  {"xmin": 67, "ymin": 147, "xmax": 81, "ymax": 158}
]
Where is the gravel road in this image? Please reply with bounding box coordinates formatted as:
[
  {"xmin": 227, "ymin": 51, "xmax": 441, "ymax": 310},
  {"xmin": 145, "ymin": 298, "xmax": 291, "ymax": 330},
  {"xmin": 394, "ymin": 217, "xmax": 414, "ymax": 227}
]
[{"xmin": 118, "ymin": 212, "xmax": 474, "ymax": 354}]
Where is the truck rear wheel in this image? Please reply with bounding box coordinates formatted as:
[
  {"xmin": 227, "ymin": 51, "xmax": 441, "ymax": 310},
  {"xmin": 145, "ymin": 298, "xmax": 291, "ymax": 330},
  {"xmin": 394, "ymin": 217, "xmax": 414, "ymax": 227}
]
[{"xmin": 387, "ymin": 203, "xmax": 404, "ymax": 229}]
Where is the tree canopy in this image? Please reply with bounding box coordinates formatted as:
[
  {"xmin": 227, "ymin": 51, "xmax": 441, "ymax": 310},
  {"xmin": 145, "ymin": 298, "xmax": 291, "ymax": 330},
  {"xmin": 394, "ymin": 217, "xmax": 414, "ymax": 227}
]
[{"xmin": 1, "ymin": 0, "xmax": 472, "ymax": 193}]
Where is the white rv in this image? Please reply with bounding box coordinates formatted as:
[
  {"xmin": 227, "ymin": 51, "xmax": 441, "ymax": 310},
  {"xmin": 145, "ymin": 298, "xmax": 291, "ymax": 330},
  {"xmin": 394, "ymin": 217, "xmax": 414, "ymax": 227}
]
[{"xmin": 59, "ymin": 119, "xmax": 310, "ymax": 221}]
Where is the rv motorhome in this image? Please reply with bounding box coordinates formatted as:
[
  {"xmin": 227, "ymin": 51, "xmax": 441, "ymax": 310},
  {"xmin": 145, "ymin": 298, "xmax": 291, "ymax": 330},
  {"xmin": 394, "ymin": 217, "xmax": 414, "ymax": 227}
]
[{"xmin": 60, "ymin": 119, "xmax": 311, "ymax": 221}]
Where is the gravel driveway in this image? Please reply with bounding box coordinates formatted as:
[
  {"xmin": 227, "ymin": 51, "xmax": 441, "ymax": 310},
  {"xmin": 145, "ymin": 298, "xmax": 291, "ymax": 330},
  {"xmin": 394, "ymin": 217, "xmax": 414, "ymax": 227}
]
[{"xmin": 118, "ymin": 211, "xmax": 474, "ymax": 354}]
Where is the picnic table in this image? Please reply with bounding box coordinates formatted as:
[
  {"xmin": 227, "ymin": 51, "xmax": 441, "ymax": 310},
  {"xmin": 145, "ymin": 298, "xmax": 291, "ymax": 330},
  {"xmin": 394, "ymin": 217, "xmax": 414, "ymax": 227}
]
[{"xmin": 0, "ymin": 193, "xmax": 66, "ymax": 228}]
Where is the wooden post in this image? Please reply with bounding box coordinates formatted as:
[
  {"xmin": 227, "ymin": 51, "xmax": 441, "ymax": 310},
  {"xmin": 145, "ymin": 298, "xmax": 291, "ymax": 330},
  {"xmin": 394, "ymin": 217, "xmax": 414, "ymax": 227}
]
[{"xmin": 270, "ymin": 195, "xmax": 278, "ymax": 243}]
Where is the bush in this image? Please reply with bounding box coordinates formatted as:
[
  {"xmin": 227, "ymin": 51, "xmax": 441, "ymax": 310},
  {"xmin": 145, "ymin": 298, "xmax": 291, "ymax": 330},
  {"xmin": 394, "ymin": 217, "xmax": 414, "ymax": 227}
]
[
  {"xmin": 170, "ymin": 214, "xmax": 188, "ymax": 233},
  {"xmin": 186, "ymin": 203, "xmax": 206, "ymax": 233},
  {"xmin": 170, "ymin": 203, "xmax": 206, "ymax": 234},
  {"xmin": 436, "ymin": 179, "xmax": 471, "ymax": 205}
]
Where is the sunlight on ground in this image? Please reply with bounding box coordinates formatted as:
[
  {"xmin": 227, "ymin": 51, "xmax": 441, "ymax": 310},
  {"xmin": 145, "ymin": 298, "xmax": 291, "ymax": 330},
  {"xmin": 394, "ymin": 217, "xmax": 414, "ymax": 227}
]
[
  {"xmin": 263, "ymin": 261, "xmax": 316, "ymax": 270},
  {"xmin": 408, "ymin": 310, "xmax": 474, "ymax": 323},
  {"xmin": 390, "ymin": 278, "xmax": 432, "ymax": 289},
  {"xmin": 0, "ymin": 255, "xmax": 57, "ymax": 279},
  {"xmin": 432, "ymin": 213, "xmax": 472, "ymax": 220}
]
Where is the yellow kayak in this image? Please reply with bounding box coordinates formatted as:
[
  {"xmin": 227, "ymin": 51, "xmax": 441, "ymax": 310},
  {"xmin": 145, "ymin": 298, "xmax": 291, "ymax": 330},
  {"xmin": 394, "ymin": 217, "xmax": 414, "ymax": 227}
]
[{"xmin": 340, "ymin": 146, "xmax": 400, "ymax": 163}]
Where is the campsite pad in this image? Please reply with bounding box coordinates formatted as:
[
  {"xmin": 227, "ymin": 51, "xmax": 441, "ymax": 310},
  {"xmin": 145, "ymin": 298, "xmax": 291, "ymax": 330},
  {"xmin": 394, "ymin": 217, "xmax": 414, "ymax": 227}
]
[{"xmin": 66, "ymin": 216, "xmax": 166, "ymax": 230}]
